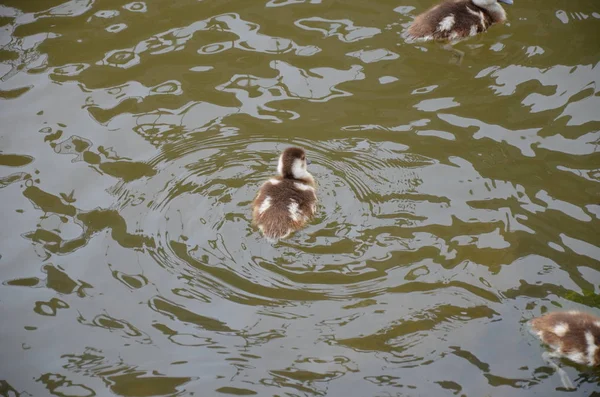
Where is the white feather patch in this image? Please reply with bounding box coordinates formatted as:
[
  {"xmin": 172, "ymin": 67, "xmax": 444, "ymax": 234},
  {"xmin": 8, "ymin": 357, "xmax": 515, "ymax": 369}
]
[
  {"xmin": 258, "ymin": 196, "xmax": 271, "ymax": 215},
  {"xmin": 566, "ymin": 351, "xmax": 585, "ymax": 365},
  {"xmin": 269, "ymin": 179, "xmax": 280, "ymax": 185},
  {"xmin": 466, "ymin": 6, "xmax": 481, "ymax": 17},
  {"xmin": 294, "ymin": 182, "xmax": 314, "ymax": 191},
  {"xmin": 478, "ymin": 11, "xmax": 486, "ymax": 29},
  {"xmin": 595, "ymin": 321, "xmax": 600, "ymax": 328},
  {"xmin": 470, "ymin": 25, "xmax": 478, "ymax": 36},
  {"xmin": 553, "ymin": 323, "xmax": 569, "ymax": 337},
  {"xmin": 438, "ymin": 15, "xmax": 455, "ymax": 31},
  {"xmin": 288, "ymin": 200, "xmax": 302, "ymax": 222},
  {"xmin": 585, "ymin": 331, "xmax": 598, "ymax": 365},
  {"xmin": 467, "ymin": 7, "xmax": 487, "ymax": 29}
]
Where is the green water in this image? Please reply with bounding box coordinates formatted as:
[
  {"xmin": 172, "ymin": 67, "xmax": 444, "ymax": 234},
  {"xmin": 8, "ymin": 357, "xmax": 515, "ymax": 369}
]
[{"xmin": 1, "ymin": 0, "xmax": 599, "ymax": 395}]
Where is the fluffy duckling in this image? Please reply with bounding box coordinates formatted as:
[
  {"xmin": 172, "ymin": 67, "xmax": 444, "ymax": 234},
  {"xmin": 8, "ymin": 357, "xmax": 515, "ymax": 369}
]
[
  {"xmin": 407, "ymin": 0, "xmax": 513, "ymax": 42},
  {"xmin": 252, "ymin": 147, "xmax": 317, "ymax": 241},
  {"xmin": 529, "ymin": 311, "xmax": 600, "ymax": 389}
]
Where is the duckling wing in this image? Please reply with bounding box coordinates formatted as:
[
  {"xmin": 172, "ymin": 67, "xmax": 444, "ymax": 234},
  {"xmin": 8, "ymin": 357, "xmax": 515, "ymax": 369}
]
[{"xmin": 252, "ymin": 179, "xmax": 317, "ymax": 239}]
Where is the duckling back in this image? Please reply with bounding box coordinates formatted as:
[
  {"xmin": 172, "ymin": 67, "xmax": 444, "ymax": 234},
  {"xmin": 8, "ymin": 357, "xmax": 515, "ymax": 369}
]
[
  {"xmin": 529, "ymin": 311, "xmax": 600, "ymax": 366},
  {"xmin": 252, "ymin": 178, "xmax": 317, "ymax": 241},
  {"xmin": 407, "ymin": 0, "xmax": 495, "ymax": 41}
]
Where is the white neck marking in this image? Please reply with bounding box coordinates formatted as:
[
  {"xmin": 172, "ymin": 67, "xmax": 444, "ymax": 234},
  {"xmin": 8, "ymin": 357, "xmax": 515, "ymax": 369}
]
[
  {"xmin": 277, "ymin": 155, "xmax": 284, "ymax": 176},
  {"xmin": 472, "ymin": 0, "xmax": 506, "ymax": 22},
  {"xmin": 291, "ymin": 158, "xmax": 310, "ymax": 179}
]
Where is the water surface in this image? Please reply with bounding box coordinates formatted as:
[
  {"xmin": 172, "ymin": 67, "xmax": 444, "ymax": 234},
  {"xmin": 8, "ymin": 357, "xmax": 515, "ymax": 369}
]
[{"xmin": 1, "ymin": 0, "xmax": 599, "ymax": 395}]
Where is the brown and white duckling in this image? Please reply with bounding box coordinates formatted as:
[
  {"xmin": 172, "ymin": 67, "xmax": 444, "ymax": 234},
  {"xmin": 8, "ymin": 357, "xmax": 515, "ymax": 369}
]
[
  {"xmin": 529, "ymin": 311, "xmax": 600, "ymax": 389},
  {"xmin": 252, "ymin": 147, "xmax": 317, "ymax": 241},
  {"xmin": 407, "ymin": 0, "xmax": 513, "ymax": 42}
]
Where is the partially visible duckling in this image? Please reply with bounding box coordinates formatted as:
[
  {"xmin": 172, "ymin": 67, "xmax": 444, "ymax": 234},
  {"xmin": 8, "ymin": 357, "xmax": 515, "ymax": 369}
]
[
  {"xmin": 252, "ymin": 147, "xmax": 317, "ymax": 241},
  {"xmin": 407, "ymin": 0, "xmax": 513, "ymax": 42},
  {"xmin": 529, "ymin": 311, "xmax": 600, "ymax": 389}
]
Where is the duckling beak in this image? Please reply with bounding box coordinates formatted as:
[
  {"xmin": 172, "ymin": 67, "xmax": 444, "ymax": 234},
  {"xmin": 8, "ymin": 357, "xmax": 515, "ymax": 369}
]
[
  {"xmin": 498, "ymin": 0, "xmax": 513, "ymax": 4},
  {"xmin": 306, "ymin": 159, "xmax": 312, "ymax": 165}
]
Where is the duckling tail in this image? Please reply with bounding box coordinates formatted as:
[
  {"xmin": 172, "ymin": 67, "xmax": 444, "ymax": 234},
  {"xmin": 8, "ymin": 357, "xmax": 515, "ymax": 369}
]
[
  {"xmin": 258, "ymin": 220, "xmax": 292, "ymax": 241},
  {"xmin": 254, "ymin": 206, "xmax": 298, "ymax": 241}
]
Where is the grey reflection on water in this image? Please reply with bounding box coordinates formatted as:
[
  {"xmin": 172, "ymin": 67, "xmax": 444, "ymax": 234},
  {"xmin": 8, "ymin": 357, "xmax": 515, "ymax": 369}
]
[
  {"xmin": 294, "ymin": 17, "xmax": 381, "ymax": 42},
  {"xmin": 97, "ymin": 12, "xmax": 320, "ymax": 70}
]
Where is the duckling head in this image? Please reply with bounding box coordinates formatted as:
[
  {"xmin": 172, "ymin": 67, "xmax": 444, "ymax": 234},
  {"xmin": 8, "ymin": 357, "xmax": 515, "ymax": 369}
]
[
  {"xmin": 472, "ymin": 0, "xmax": 512, "ymax": 23},
  {"xmin": 277, "ymin": 147, "xmax": 312, "ymax": 180}
]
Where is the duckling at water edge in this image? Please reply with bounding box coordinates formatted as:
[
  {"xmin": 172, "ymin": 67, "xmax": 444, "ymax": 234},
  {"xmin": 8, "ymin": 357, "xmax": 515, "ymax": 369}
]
[
  {"xmin": 529, "ymin": 311, "xmax": 600, "ymax": 389},
  {"xmin": 407, "ymin": 0, "xmax": 513, "ymax": 42},
  {"xmin": 252, "ymin": 147, "xmax": 317, "ymax": 241}
]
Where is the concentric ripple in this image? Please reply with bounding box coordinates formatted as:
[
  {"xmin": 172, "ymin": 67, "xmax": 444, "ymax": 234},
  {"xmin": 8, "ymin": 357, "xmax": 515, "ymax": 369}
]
[
  {"xmin": 111, "ymin": 134, "xmax": 417, "ymax": 301},
  {"xmin": 108, "ymin": 128, "xmax": 562, "ymax": 309}
]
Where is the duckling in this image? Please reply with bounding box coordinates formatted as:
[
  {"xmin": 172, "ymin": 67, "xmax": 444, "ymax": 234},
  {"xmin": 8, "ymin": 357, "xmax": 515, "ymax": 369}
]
[
  {"xmin": 529, "ymin": 311, "xmax": 600, "ymax": 389},
  {"xmin": 407, "ymin": 0, "xmax": 512, "ymax": 42},
  {"xmin": 252, "ymin": 147, "xmax": 317, "ymax": 241}
]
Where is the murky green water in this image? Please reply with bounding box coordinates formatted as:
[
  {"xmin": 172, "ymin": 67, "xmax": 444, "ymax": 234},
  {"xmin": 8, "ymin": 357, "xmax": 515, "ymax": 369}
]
[{"xmin": 1, "ymin": 0, "xmax": 599, "ymax": 395}]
